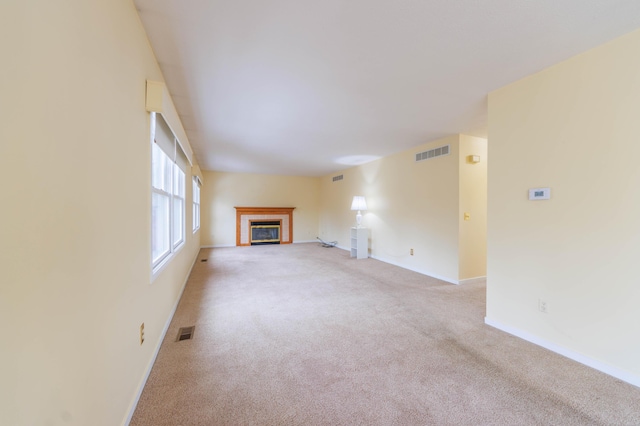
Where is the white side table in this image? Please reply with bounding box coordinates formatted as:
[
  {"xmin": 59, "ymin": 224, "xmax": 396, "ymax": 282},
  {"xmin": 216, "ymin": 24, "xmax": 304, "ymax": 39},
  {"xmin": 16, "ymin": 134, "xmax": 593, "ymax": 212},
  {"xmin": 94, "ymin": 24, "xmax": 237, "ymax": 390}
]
[{"xmin": 350, "ymin": 227, "xmax": 368, "ymax": 259}]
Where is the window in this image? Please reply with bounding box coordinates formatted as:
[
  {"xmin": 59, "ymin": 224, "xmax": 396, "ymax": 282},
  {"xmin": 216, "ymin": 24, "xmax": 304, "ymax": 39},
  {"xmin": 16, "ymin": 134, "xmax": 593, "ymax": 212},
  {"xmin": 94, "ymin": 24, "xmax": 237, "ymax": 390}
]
[
  {"xmin": 172, "ymin": 164, "xmax": 185, "ymax": 247},
  {"xmin": 151, "ymin": 143, "xmax": 172, "ymax": 264},
  {"xmin": 151, "ymin": 113, "xmax": 188, "ymax": 271},
  {"xmin": 193, "ymin": 177, "xmax": 201, "ymax": 232}
]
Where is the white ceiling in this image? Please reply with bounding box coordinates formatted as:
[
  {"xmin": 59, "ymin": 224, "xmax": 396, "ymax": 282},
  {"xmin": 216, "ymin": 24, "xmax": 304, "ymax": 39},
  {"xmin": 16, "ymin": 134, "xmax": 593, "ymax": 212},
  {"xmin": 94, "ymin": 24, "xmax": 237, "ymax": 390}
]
[{"xmin": 134, "ymin": 0, "xmax": 640, "ymax": 177}]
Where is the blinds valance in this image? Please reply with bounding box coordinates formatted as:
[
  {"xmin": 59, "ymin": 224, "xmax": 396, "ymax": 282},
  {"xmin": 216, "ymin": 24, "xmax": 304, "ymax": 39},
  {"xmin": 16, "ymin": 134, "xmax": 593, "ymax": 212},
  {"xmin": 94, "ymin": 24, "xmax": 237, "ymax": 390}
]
[{"xmin": 154, "ymin": 113, "xmax": 189, "ymax": 171}]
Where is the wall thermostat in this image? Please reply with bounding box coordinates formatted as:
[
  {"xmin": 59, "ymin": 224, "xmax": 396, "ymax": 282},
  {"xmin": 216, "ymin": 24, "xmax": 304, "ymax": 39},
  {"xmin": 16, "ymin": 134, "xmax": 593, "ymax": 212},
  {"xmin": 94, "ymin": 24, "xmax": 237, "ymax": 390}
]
[{"xmin": 529, "ymin": 188, "xmax": 551, "ymax": 200}]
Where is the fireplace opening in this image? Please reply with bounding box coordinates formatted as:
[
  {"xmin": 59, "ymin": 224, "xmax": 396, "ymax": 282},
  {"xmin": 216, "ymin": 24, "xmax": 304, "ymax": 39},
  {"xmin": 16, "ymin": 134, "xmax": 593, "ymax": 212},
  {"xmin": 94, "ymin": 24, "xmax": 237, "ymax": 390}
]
[{"xmin": 250, "ymin": 221, "xmax": 281, "ymax": 245}]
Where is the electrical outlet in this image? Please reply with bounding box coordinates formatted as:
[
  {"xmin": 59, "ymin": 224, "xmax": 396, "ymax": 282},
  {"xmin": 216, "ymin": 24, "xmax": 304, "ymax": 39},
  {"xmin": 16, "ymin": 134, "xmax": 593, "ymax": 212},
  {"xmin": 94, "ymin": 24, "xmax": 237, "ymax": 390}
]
[
  {"xmin": 140, "ymin": 323, "xmax": 145, "ymax": 345},
  {"xmin": 410, "ymin": 248, "xmax": 414, "ymax": 256},
  {"xmin": 538, "ymin": 299, "xmax": 548, "ymax": 313}
]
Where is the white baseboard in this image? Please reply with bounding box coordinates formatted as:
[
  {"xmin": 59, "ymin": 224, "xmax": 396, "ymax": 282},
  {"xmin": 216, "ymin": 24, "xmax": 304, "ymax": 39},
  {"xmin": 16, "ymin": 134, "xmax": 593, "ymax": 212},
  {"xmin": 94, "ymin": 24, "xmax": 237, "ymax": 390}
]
[
  {"xmin": 123, "ymin": 251, "xmax": 199, "ymax": 426},
  {"xmin": 458, "ymin": 276, "xmax": 486, "ymax": 285},
  {"xmin": 484, "ymin": 317, "xmax": 640, "ymax": 389},
  {"xmin": 200, "ymin": 244, "xmax": 235, "ymax": 248},
  {"xmin": 333, "ymin": 246, "xmax": 458, "ymax": 285},
  {"xmin": 304, "ymin": 244, "xmax": 469, "ymax": 286},
  {"xmin": 369, "ymin": 254, "xmax": 459, "ymax": 285},
  {"xmin": 200, "ymin": 243, "xmax": 473, "ymax": 281}
]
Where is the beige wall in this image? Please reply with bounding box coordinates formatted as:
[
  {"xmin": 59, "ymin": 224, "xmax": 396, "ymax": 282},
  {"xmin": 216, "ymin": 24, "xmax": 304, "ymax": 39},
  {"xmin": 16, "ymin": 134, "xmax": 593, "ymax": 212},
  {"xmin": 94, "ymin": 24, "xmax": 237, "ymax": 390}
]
[
  {"xmin": 318, "ymin": 134, "xmax": 487, "ymax": 284},
  {"xmin": 0, "ymin": 1, "xmax": 200, "ymax": 424},
  {"xmin": 200, "ymin": 171, "xmax": 320, "ymax": 247},
  {"xmin": 487, "ymin": 28, "xmax": 640, "ymax": 384}
]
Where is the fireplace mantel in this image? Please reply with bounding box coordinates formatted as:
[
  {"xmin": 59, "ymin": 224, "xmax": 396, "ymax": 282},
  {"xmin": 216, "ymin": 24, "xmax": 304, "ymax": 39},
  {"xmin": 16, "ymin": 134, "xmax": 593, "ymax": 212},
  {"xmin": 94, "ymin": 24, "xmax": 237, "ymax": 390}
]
[{"xmin": 234, "ymin": 207, "xmax": 295, "ymax": 246}]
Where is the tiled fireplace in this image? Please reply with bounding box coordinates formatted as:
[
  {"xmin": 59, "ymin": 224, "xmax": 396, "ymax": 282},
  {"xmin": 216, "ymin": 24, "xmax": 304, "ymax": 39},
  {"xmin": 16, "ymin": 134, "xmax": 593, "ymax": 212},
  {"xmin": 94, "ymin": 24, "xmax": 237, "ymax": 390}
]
[{"xmin": 234, "ymin": 207, "xmax": 295, "ymax": 246}]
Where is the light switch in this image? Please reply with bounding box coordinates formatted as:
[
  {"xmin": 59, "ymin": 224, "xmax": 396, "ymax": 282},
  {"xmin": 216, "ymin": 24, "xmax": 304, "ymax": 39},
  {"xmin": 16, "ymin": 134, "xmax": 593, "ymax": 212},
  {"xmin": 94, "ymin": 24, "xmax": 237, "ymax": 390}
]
[{"xmin": 464, "ymin": 212, "xmax": 470, "ymax": 221}]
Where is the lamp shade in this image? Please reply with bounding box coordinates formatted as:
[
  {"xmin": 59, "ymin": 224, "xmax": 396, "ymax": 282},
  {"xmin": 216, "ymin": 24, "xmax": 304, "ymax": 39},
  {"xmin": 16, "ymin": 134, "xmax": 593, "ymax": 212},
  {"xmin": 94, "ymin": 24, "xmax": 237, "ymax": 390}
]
[{"xmin": 350, "ymin": 196, "xmax": 367, "ymax": 211}]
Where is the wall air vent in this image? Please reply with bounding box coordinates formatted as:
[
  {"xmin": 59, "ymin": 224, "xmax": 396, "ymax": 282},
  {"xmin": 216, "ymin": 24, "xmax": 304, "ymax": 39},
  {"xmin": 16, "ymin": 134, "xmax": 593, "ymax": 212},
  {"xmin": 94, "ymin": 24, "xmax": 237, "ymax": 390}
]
[
  {"xmin": 332, "ymin": 174, "xmax": 344, "ymax": 182},
  {"xmin": 415, "ymin": 145, "xmax": 450, "ymax": 162}
]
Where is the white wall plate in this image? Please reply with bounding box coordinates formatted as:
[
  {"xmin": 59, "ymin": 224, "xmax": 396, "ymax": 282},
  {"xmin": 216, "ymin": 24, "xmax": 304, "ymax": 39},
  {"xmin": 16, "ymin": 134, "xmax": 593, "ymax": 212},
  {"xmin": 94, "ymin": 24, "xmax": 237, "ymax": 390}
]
[{"xmin": 529, "ymin": 187, "xmax": 551, "ymax": 200}]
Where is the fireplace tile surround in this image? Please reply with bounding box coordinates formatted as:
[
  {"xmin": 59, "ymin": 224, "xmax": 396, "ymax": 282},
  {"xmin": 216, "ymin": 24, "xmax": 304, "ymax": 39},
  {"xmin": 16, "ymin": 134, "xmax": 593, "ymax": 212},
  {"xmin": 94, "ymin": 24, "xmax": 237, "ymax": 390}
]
[{"xmin": 235, "ymin": 207, "xmax": 295, "ymax": 246}]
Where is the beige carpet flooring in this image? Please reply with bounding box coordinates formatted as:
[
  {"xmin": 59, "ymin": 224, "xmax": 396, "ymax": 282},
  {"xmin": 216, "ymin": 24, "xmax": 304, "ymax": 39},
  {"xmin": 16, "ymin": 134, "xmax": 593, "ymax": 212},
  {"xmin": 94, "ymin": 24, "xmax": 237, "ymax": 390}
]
[{"xmin": 130, "ymin": 243, "xmax": 640, "ymax": 425}]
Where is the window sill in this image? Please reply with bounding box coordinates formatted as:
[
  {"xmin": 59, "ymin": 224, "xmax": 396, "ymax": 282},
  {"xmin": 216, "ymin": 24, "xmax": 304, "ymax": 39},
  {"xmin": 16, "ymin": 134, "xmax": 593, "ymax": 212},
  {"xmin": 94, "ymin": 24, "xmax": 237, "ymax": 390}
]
[{"xmin": 151, "ymin": 241, "xmax": 185, "ymax": 283}]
